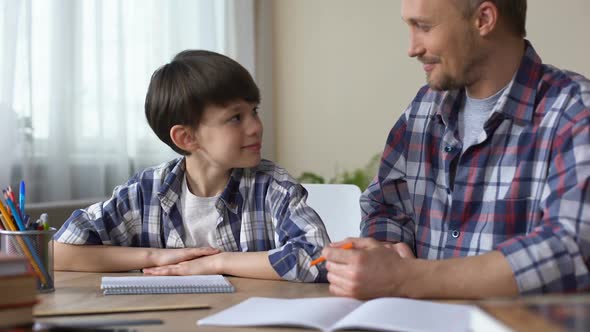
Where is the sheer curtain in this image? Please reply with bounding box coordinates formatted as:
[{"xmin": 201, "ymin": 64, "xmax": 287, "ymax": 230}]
[{"xmin": 0, "ymin": 0, "xmax": 254, "ymax": 203}]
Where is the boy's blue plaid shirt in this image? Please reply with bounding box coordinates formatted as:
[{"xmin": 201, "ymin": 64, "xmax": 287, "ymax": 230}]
[
  {"xmin": 55, "ymin": 159, "xmax": 330, "ymax": 282},
  {"xmin": 361, "ymin": 41, "xmax": 590, "ymax": 294}
]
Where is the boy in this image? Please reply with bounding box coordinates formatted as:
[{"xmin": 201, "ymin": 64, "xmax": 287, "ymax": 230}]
[{"xmin": 53, "ymin": 50, "xmax": 330, "ymax": 282}]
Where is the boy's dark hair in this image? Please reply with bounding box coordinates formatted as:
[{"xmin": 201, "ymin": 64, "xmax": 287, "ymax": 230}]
[{"xmin": 145, "ymin": 50, "xmax": 260, "ymax": 155}]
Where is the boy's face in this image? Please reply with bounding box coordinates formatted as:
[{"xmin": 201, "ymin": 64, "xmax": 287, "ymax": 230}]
[{"xmin": 193, "ymin": 100, "xmax": 263, "ymax": 170}]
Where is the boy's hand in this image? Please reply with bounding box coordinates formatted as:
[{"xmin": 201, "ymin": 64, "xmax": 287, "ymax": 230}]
[
  {"xmin": 149, "ymin": 247, "xmax": 220, "ymax": 267},
  {"xmin": 143, "ymin": 251, "xmax": 223, "ymax": 276},
  {"xmin": 143, "ymin": 251, "xmax": 282, "ymax": 280}
]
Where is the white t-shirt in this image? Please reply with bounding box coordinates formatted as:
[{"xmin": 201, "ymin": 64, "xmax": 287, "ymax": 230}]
[
  {"xmin": 458, "ymin": 86, "xmax": 506, "ymax": 152},
  {"xmin": 180, "ymin": 175, "xmax": 220, "ymax": 248}
]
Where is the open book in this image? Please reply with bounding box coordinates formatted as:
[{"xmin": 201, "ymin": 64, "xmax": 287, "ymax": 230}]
[
  {"xmin": 100, "ymin": 275, "xmax": 234, "ymax": 295},
  {"xmin": 198, "ymin": 297, "xmax": 512, "ymax": 332}
]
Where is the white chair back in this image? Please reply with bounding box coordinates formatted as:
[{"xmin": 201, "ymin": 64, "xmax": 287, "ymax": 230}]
[{"xmin": 302, "ymin": 184, "xmax": 362, "ymax": 242}]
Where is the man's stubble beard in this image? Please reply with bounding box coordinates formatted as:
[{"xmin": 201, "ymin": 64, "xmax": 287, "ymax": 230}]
[{"xmin": 427, "ymin": 31, "xmax": 485, "ymax": 91}]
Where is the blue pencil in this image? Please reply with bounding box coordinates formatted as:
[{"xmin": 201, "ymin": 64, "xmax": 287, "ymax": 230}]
[
  {"xmin": 19, "ymin": 180, "xmax": 25, "ymax": 216},
  {"xmin": 4, "ymin": 198, "xmax": 52, "ymax": 286}
]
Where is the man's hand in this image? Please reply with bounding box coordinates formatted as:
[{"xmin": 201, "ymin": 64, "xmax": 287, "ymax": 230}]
[
  {"xmin": 148, "ymin": 247, "xmax": 220, "ymax": 267},
  {"xmin": 382, "ymin": 241, "xmax": 416, "ymax": 258},
  {"xmin": 323, "ymin": 238, "xmax": 417, "ymax": 299},
  {"xmin": 330, "ymin": 238, "xmax": 415, "ymax": 258},
  {"xmin": 324, "ymin": 238, "xmax": 520, "ymax": 300}
]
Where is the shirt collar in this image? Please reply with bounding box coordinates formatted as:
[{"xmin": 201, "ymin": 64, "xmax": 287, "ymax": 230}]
[
  {"xmin": 436, "ymin": 40, "xmax": 542, "ymax": 127},
  {"xmin": 218, "ymin": 168, "xmax": 243, "ymax": 214},
  {"xmin": 157, "ymin": 157, "xmax": 185, "ymax": 215},
  {"xmin": 498, "ymin": 39, "xmax": 543, "ymax": 125},
  {"xmin": 157, "ymin": 157, "xmax": 242, "ymax": 215}
]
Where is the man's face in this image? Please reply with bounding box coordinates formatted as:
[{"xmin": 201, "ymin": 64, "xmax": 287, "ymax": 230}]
[{"xmin": 401, "ymin": 0, "xmax": 485, "ymax": 91}]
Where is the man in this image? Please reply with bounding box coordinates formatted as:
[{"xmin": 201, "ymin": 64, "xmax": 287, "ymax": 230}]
[{"xmin": 322, "ymin": 0, "xmax": 590, "ymax": 299}]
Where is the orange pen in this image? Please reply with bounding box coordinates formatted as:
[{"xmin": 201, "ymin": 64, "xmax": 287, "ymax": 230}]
[{"xmin": 310, "ymin": 242, "xmax": 353, "ymax": 266}]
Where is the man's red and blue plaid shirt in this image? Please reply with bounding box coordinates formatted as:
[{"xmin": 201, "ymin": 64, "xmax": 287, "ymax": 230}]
[{"xmin": 361, "ymin": 41, "xmax": 590, "ymax": 294}]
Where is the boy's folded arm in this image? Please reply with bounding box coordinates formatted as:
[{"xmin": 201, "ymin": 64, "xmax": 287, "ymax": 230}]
[
  {"xmin": 53, "ymin": 242, "xmax": 155, "ymax": 272},
  {"xmin": 54, "ymin": 175, "xmax": 148, "ymax": 248},
  {"xmin": 216, "ymin": 252, "xmax": 282, "ymax": 280},
  {"xmin": 53, "ymin": 241, "xmax": 219, "ymax": 272}
]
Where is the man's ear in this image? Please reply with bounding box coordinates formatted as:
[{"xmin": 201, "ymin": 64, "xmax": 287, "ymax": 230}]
[
  {"xmin": 474, "ymin": 1, "xmax": 499, "ymax": 37},
  {"xmin": 170, "ymin": 125, "xmax": 199, "ymax": 152}
]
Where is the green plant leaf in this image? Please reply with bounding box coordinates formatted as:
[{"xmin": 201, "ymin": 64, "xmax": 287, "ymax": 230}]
[
  {"xmin": 297, "ymin": 172, "xmax": 326, "ymax": 184},
  {"xmin": 298, "ymin": 153, "xmax": 380, "ymax": 190}
]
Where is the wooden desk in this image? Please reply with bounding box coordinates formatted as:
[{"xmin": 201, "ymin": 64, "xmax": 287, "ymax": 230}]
[
  {"xmin": 34, "ymin": 272, "xmax": 587, "ymax": 332},
  {"xmin": 35, "ymin": 272, "xmax": 330, "ymax": 332}
]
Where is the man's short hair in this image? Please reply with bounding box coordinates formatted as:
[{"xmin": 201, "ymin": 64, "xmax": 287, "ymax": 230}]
[
  {"xmin": 144, "ymin": 50, "xmax": 260, "ymax": 155},
  {"xmin": 460, "ymin": 0, "xmax": 527, "ymax": 37}
]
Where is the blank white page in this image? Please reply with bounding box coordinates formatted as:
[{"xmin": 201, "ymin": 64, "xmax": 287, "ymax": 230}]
[
  {"xmin": 331, "ymin": 297, "xmax": 513, "ymax": 332},
  {"xmin": 331, "ymin": 297, "xmax": 473, "ymax": 332},
  {"xmin": 198, "ymin": 297, "xmax": 362, "ymax": 331}
]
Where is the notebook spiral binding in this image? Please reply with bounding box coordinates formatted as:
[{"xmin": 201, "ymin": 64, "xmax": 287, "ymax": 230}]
[
  {"xmin": 103, "ymin": 284, "xmax": 235, "ymax": 295},
  {"xmin": 100, "ymin": 275, "xmax": 235, "ymax": 295}
]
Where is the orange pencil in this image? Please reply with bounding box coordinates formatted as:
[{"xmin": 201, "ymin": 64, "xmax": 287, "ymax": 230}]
[
  {"xmin": 310, "ymin": 242, "xmax": 353, "ymax": 266},
  {"xmin": 0, "ymin": 200, "xmax": 14, "ymax": 229}
]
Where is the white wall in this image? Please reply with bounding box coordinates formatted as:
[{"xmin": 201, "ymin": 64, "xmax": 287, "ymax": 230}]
[
  {"xmin": 270, "ymin": 0, "xmax": 590, "ymax": 181},
  {"xmin": 255, "ymin": 0, "xmax": 276, "ymax": 160},
  {"xmin": 527, "ymin": 2, "xmax": 590, "ymax": 76}
]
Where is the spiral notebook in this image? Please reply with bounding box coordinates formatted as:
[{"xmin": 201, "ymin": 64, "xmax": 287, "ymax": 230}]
[{"xmin": 100, "ymin": 275, "xmax": 235, "ymax": 295}]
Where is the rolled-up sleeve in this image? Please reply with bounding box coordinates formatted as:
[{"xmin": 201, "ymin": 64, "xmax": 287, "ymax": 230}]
[
  {"xmin": 496, "ymin": 113, "xmax": 590, "ymax": 293},
  {"xmin": 360, "ymin": 112, "xmax": 416, "ymax": 251},
  {"xmin": 267, "ymin": 184, "xmax": 331, "ymax": 282}
]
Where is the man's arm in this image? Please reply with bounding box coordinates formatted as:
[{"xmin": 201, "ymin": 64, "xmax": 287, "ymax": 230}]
[
  {"xmin": 360, "ymin": 109, "xmax": 417, "ymax": 250},
  {"xmin": 142, "ymin": 251, "xmax": 281, "ymax": 280},
  {"xmin": 493, "ymin": 116, "xmax": 590, "ymax": 294},
  {"xmin": 405, "ymin": 250, "xmax": 518, "ymax": 299},
  {"xmin": 53, "ymin": 242, "xmax": 219, "ymax": 272},
  {"xmin": 322, "ymin": 238, "xmax": 518, "ymax": 299}
]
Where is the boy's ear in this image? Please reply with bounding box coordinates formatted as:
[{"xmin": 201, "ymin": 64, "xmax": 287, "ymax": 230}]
[{"xmin": 170, "ymin": 125, "xmax": 199, "ymax": 152}]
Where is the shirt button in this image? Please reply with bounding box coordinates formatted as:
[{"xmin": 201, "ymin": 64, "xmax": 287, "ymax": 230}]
[
  {"xmin": 444, "ymin": 146, "xmax": 453, "ymax": 153},
  {"xmin": 451, "ymin": 230, "xmax": 460, "ymax": 238}
]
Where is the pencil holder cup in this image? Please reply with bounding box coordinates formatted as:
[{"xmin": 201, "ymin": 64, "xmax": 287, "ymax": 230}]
[{"xmin": 0, "ymin": 227, "xmax": 57, "ymax": 292}]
